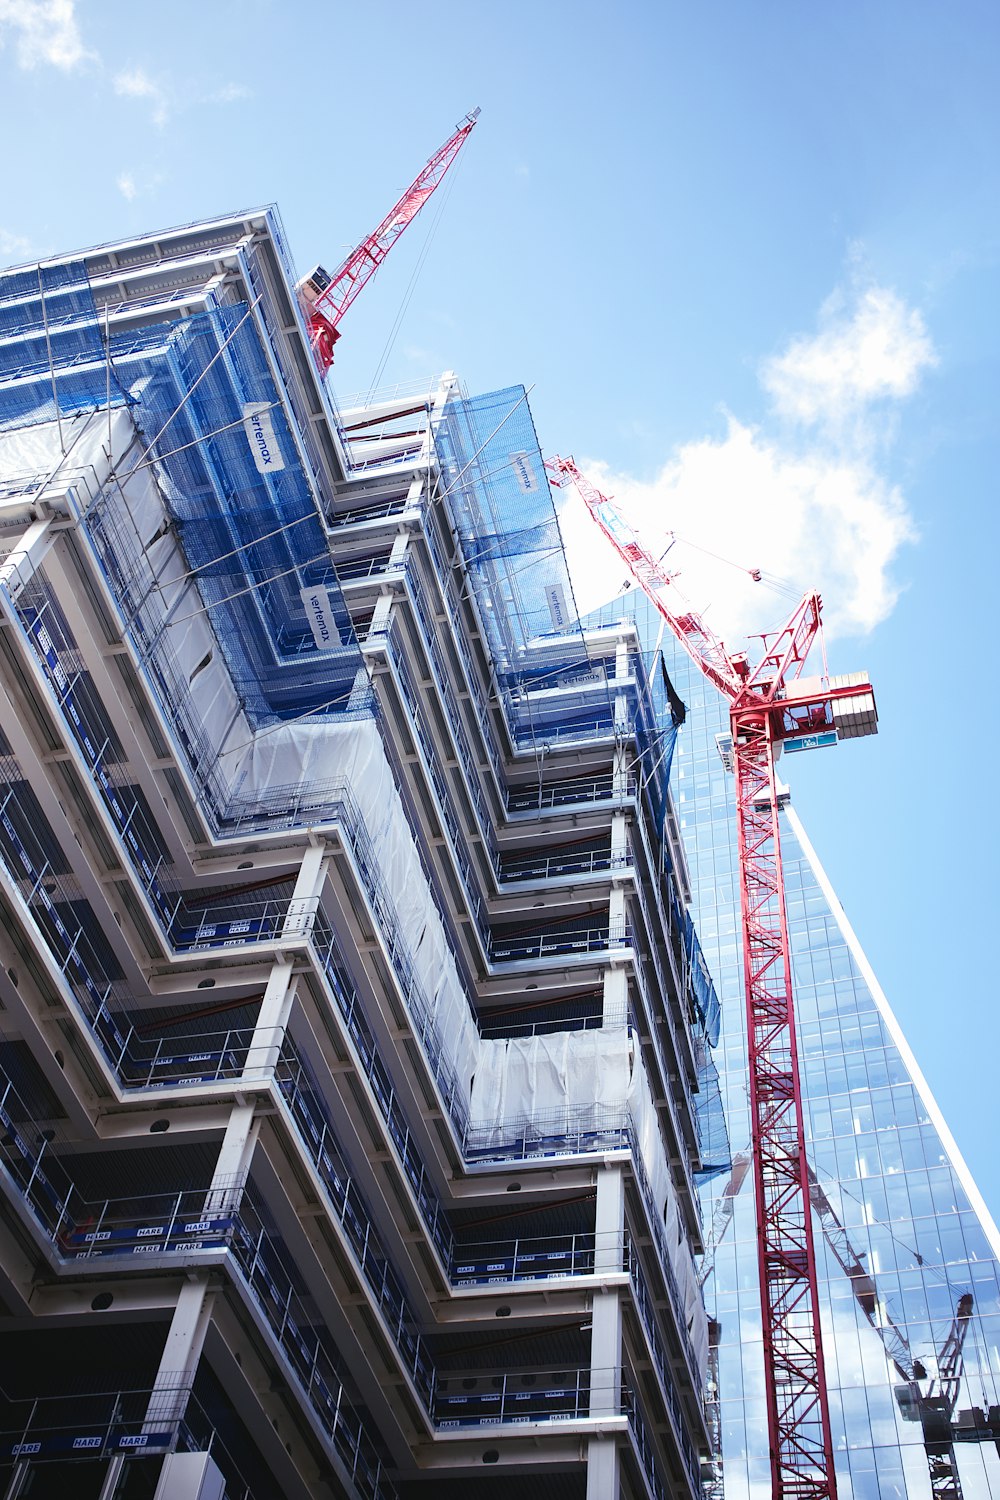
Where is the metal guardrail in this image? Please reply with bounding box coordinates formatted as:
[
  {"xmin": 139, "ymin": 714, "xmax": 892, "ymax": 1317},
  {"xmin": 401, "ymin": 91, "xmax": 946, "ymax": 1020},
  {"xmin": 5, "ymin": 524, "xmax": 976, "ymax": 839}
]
[
  {"xmin": 490, "ymin": 923, "xmax": 632, "ymax": 964},
  {"xmin": 434, "ymin": 1367, "xmax": 593, "ymax": 1428},
  {"xmin": 0, "ymin": 1384, "xmax": 257, "ymax": 1495},
  {"xmin": 506, "ymin": 772, "xmax": 636, "ymax": 813},
  {"xmin": 0, "ymin": 1091, "xmax": 397, "ymax": 1500},
  {"xmin": 499, "ymin": 845, "xmax": 622, "ymax": 883}
]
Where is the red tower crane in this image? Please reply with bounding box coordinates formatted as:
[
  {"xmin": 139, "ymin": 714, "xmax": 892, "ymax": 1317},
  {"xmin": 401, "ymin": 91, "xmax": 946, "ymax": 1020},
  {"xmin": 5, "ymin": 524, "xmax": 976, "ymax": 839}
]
[
  {"xmin": 295, "ymin": 108, "xmax": 480, "ymax": 372},
  {"xmin": 547, "ymin": 455, "xmax": 878, "ymax": 1500}
]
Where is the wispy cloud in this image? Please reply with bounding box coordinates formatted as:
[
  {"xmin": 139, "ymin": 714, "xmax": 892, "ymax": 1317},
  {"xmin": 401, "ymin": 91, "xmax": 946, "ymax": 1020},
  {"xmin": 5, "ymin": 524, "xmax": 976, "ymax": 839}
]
[
  {"xmin": 115, "ymin": 167, "xmax": 163, "ymax": 202},
  {"xmin": 559, "ymin": 273, "xmax": 932, "ymax": 643},
  {"xmin": 0, "ymin": 0, "xmax": 91, "ymax": 70},
  {"xmin": 208, "ymin": 81, "xmax": 251, "ymax": 104},
  {"xmin": 0, "ymin": 227, "xmax": 32, "ymax": 261},
  {"xmin": 114, "ymin": 65, "xmax": 169, "ymax": 127}
]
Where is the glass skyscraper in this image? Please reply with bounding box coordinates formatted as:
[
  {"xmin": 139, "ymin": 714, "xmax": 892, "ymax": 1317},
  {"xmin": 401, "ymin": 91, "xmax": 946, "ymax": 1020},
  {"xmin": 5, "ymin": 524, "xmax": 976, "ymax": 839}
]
[{"xmin": 590, "ymin": 588, "xmax": 1000, "ymax": 1500}]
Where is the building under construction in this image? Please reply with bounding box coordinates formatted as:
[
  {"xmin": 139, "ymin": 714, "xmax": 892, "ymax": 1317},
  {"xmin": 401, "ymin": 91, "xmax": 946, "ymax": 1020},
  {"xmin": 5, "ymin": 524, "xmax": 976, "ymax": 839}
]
[
  {"xmin": 1, "ymin": 126, "xmax": 999, "ymax": 1500},
  {"xmin": 0, "ymin": 201, "xmax": 719, "ymax": 1500}
]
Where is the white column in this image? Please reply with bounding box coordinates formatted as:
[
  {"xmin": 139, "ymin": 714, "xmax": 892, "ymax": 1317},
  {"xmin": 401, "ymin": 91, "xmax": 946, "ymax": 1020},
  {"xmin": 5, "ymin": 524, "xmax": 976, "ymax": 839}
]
[
  {"xmin": 0, "ymin": 518, "xmax": 55, "ymax": 598},
  {"xmin": 588, "ymin": 1165, "xmax": 625, "ymax": 1499},
  {"xmin": 144, "ymin": 1274, "xmax": 215, "ymax": 1429},
  {"xmin": 205, "ymin": 1101, "xmax": 258, "ymax": 1215},
  {"xmin": 281, "ymin": 840, "xmax": 329, "ymax": 942},
  {"xmin": 153, "ymin": 1452, "xmax": 226, "ymax": 1500},
  {"xmin": 245, "ymin": 959, "xmax": 295, "ymax": 1079}
]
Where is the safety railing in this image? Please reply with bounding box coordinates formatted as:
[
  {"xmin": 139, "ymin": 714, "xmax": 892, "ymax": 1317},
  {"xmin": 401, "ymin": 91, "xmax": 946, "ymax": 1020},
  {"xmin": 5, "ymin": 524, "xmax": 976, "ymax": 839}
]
[
  {"xmin": 333, "ymin": 552, "xmax": 397, "ymax": 582},
  {"xmin": 417, "ymin": 517, "xmax": 509, "ymax": 785},
  {"xmin": 464, "ymin": 1101, "xmax": 632, "ymax": 1165},
  {"xmin": 628, "ymin": 1146, "xmax": 701, "ymax": 1387},
  {"xmin": 0, "ymin": 1383, "xmax": 259, "ymax": 1494},
  {"xmin": 96, "ymin": 1010, "xmax": 254, "ymax": 1090},
  {"xmin": 451, "ymin": 1230, "xmax": 621, "ymax": 1287},
  {"xmin": 307, "ymin": 908, "xmax": 456, "ymax": 1264},
  {"xmin": 228, "ymin": 1197, "xmax": 396, "ymax": 1499},
  {"xmin": 434, "ymin": 1367, "xmax": 593, "ymax": 1428},
  {"xmin": 328, "ymin": 495, "xmax": 413, "ymax": 527},
  {"xmin": 0, "ymin": 1091, "xmax": 397, "ymax": 1500},
  {"xmin": 625, "ymin": 1375, "xmax": 693, "ymax": 1500},
  {"xmin": 54, "ymin": 1185, "xmax": 234, "ymax": 1261},
  {"xmin": 376, "ymin": 615, "xmax": 490, "ymax": 936},
  {"xmin": 506, "ymin": 771, "xmax": 636, "ymax": 813},
  {"xmin": 272, "ymin": 1043, "xmax": 436, "ymax": 1404},
  {"xmin": 629, "ymin": 1253, "xmax": 702, "ymax": 1490},
  {"xmin": 489, "ymin": 922, "xmax": 631, "ymax": 964},
  {"xmin": 396, "ymin": 557, "xmax": 503, "ymax": 855},
  {"xmin": 477, "ymin": 1005, "xmax": 612, "ymax": 1041},
  {"xmin": 498, "ymin": 844, "xmax": 623, "ymax": 884}
]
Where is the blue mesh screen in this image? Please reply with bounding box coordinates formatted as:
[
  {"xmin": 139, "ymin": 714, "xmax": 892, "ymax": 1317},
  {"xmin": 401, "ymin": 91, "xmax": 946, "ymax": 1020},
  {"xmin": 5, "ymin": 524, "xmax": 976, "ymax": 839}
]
[
  {"xmin": 113, "ymin": 303, "xmax": 365, "ymax": 726},
  {"xmin": 436, "ymin": 386, "xmax": 582, "ymax": 666},
  {"xmin": 0, "ymin": 259, "xmax": 128, "ymax": 431}
]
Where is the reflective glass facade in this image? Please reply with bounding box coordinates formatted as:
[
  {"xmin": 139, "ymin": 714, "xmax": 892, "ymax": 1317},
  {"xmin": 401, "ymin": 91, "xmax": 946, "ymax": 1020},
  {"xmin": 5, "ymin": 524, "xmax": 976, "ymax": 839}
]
[{"xmin": 590, "ymin": 590, "xmax": 1000, "ymax": 1500}]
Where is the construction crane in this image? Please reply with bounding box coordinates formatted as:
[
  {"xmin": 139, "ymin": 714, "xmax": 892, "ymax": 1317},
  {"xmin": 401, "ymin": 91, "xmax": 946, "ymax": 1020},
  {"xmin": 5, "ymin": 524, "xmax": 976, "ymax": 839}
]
[
  {"xmin": 296, "ymin": 108, "xmax": 480, "ymax": 372},
  {"xmin": 702, "ymin": 1152, "xmax": 979, "ymax": 1500},
  {"xmin": 548, "ymin": 455, "xmax": 879, "ymax": 1500}
]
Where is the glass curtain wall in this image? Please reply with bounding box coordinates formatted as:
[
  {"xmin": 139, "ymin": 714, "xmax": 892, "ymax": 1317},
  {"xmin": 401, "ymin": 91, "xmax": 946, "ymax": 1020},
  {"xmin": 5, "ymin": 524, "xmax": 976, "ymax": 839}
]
[{"xmin": 587, "ymin": 590, "xmax": 1000, "ymax": 1500}]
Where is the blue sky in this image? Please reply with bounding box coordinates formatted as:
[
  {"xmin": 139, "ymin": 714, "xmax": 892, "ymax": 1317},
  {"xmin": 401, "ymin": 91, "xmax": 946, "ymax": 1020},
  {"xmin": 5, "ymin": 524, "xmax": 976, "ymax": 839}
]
[{"xmin": 2, "ymin": 1, "xmax": 999, "ymax": 1211}]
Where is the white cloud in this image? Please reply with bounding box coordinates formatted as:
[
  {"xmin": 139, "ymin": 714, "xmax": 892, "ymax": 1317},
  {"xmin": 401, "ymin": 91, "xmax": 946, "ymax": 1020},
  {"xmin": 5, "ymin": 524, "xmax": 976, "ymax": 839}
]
[
  {"xmin": 0, "ymin": 0, "xmax": 90, "ymax": 70},
  {"xmin": 762, "ymin": 284, "xmax": 936, "ymax": 429},
  {"xmin": 114, "ymin": 65, "xmax": 169, "ymax": 127},
  {"xmin": 560, "ymin": 276, "xmax": 932, "ymax": 645},
  {"xmin": 0, "ymin": 227, "xmax": 32, "ymax": 261},
  {"xmin": 208, "ymin": 81, "xmax": 251, "ymax": 103},
  {"xmin": 114, "ymin": 167, "xmax": 163, "ymax": 202}
]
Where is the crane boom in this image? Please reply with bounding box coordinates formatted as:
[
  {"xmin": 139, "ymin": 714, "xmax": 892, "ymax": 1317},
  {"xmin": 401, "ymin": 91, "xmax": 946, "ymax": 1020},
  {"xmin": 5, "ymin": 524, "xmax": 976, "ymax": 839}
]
[
  {"xmin": 297, "ymin": 108, "xmax": 480, "ymax": 371},
  {"xmin": 551, "ymin": 454, "xmax": 878, "ymax": 1500},
  {"xmin": 546, "ymin": 454, "xmax": 742, "ymax": 699}
]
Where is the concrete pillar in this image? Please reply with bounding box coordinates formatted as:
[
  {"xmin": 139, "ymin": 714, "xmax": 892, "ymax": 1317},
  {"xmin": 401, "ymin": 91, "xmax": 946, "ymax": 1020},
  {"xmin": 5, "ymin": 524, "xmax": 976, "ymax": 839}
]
[
  {"xmin": 0, "ymin": 518, "xmax": 54, "ymax": 599},
  {"xmin": 602, "ymin": 964, "xmax": 628, "ymax": 1030},
  {"xmin": 245, "ymin": 959, "xmax": 295, "ymax": 1080},
  {"xmin": 613, "ymin": 742, "xmax": 631, "ymax": 797},
  {"xmin": 588, "ymin": 1165, "xmax": 625, "ymax": 1500},
  {"xmin": 204, "ymin": 1101, "xmax": 258, "ymax": 1215},
  {"xmin": 281, "ymin": 840, "xmax": 329, "ymax": 942},
  {"xmin": 153, "ymin": 1451, "xmax": 226, "ymax": 1500},
  {"xmin": 389, "ymin": 532, "xmax": 410, "ymax": 568},
  {"xmin": 368, "ymin": 592, "xmax": 394, "ymax": 639},
  {"xmin": 144, "ymin": 1273, "xmax": 214, "ymax": 1430}
]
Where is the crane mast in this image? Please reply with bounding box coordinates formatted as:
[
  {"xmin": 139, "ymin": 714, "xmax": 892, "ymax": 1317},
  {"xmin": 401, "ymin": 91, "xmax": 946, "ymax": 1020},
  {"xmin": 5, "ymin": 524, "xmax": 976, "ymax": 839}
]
[
  {"xmin": 549, "ymin": 455, "xmax": 878, "ymax": 1500},
  {"xmin": 296, "ymin": 108, "xmax": 479, "ymax": 372}
]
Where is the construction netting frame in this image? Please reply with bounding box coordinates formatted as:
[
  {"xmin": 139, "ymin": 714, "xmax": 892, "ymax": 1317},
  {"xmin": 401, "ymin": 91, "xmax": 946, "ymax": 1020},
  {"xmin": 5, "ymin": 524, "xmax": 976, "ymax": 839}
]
[
  {"xmin": 106, "ymin": 302, "xmax": 366, "ymax": 729},
  {"xmin": 435, "ymin": 386, "xmax": 588, "ymax": 661},
  {"xmin": 0, "ymin": 260, "xmax": 129, "ymax": 435}
]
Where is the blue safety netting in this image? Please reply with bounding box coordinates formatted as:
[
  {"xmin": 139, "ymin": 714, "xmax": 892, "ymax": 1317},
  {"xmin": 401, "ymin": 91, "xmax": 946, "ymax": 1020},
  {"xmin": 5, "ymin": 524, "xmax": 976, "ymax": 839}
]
[
  {"xmin": 108, "ymin": 303, "xmax": 365, "ymax": 727},
  {"xmin": 436, "ymin": 386, "xmax": 583, "ymax": 661},
  {"xmin": 688, "ymin": 912, "xmax": 730, "ymax": 1179},
  {"xmin": 0, "ymin": 260, "xmax": 129, "ymax": 432},
  {"xmin": 694, "ymin": 1041, "xmax": 731, "ymax": 1182},
  {"xmin": 583, "ymin": 591, "xmax": 684, "ymax": 847},
  {"xmin": 685, "ymin": 909, "xmax": 721, "ymax": 1047},
  {"xmin": 435, "ymin": 385, "xmax": 620, "ymax": 749}
]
